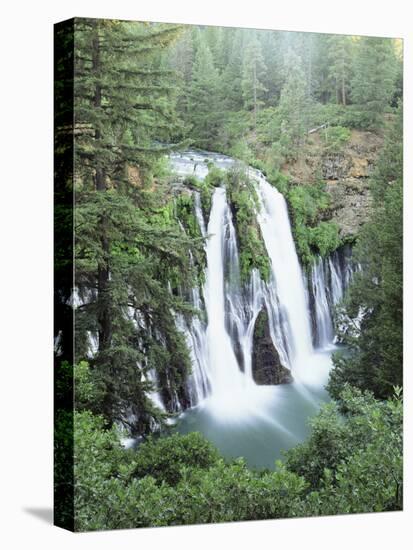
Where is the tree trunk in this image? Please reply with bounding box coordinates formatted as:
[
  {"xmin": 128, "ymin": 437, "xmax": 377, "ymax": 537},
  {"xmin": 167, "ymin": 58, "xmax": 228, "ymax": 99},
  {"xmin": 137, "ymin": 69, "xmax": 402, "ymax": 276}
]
[{"xmin": 91, "ymin": 21, "xmax": 112, "ymax": 353}]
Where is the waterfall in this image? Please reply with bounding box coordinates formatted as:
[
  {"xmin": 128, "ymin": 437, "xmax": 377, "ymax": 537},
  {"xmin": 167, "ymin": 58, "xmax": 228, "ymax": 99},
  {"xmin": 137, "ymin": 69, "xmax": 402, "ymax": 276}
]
[
  {"xmin": 308, "ymin": 247, "xmax": 358, "ymax": 348},
  {"xmin": 310, "ymin": 256, "xmax": 335, "ymax": 349},
  {"xmin": 203, "ymin": 187, "xmax": 246, "ymax": 396},
  {"xmin": 255, "ymin": 176, "xmax": 313, "ymax": 377},
  {"xmin": 166, "ymin": 152, "xmax": 356, "ymax": 416}
]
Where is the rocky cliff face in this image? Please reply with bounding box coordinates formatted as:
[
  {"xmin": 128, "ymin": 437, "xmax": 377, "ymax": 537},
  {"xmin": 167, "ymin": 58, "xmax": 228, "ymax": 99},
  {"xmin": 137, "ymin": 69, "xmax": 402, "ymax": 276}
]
[
  {"xmin": 252, "ymin": 306, "xmax": 293, "ymax": 385},
  {"xmin": 284, "ymin": 129, "xmax": 383, "ymax": 240}
]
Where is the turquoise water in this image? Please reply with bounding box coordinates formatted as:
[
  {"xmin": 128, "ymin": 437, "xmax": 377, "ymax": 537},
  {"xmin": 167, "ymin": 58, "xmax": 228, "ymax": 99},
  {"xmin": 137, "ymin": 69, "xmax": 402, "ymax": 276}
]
[{"xmin": 175, "ymin": 356, "xmax": 333, "ymax": 470}]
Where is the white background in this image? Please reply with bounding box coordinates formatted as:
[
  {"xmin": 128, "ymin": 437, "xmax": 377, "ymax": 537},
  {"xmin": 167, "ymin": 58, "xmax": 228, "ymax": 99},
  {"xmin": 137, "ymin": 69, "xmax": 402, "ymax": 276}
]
[{"xmin": 0, "ymin": 0, "xmax": 411, "ymax": 548}]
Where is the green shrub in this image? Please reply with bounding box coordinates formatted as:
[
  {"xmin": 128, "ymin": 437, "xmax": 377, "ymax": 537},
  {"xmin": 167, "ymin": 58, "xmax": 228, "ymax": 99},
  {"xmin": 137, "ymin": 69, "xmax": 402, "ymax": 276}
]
[
  {"xmin": 309, "ymin": 221, "xmax": 341, "ymax": 256},
  {"xmin": 229, "ymin": 139, "xmax": 254, "ymax": 164},
  {"xmin": 182, "ymin": 174, "xmax": 202, "ymax": 188},
  {"xmin": 288, "ymin": 183, "xmax": 340, "ymax": 264},
  {"xmin": 324, "ymin": 125, "xmax": 351, "ymax": 152},
  {"xmin": 132, "ymin": 432, "xmax": 220, "ymax": 486},
  {"xmin": 205, "ymin": 165, "xmax": 225, "ymax": 187},
  {"xmin": 175, "ymin": 193, "xmax": 201, "ymax": 240},
  {"xmin": 200, "ymin": 183, "xmax": 213, "ymax": 220}
]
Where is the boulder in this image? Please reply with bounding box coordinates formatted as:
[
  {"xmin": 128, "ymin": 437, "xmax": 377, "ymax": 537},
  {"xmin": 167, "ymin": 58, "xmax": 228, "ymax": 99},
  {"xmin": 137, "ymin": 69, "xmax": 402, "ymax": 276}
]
[{"xmin": 252, "ymin": 307, "xmax": 293, "ymax": 385}]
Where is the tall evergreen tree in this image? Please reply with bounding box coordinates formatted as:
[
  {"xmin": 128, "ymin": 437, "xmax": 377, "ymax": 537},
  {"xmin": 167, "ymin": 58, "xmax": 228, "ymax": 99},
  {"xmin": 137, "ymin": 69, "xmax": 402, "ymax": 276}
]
[
  {"xmin": 327, "ymin": 35, "xmax": 354, "ymax": 105},
  {"xmin": 259, "ymin": 30, "xmax": 285, "ymax": 105},
  {"xmin": 220, "ymin": 29, "xmax": 245, "ymax": 112},
  {"xmin": 241, "ymin": 36, "xmax": 268, "ymax": 129},
  {"xmin": 168, "ymin": 27, "xmax": 195, "ymax": 124},
  {"xmin": 350, "ymin": 37, "xmax": 397, "ymax": 128},
  {"xmin": 278, "ymin": 49, "xmax": 311, "ymax": 157},
  {"xmin": 187, "ymin": 34, "xmax": 221, "ymax": 147},
  {"xmin": 73, "ymin": 19, "xmax": 195, "ymax": 434}
]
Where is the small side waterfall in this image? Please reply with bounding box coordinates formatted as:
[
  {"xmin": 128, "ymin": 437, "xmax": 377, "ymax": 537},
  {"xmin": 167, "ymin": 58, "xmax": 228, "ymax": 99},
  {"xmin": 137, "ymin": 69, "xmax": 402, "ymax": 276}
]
[
  {"xmin": 308, "ymin": 247, "xmax": 357, "ymax": 349},
  {"xmin": 310, "ymin": 257, "xmax": 335, "ymax": 349}
]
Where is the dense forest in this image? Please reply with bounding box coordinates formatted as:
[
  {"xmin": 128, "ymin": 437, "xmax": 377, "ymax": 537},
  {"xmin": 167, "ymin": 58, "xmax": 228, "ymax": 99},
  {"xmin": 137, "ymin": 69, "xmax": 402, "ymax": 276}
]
[{"xmin": 54, "ymin": 18, "xmax": 403, "ymax": 531}]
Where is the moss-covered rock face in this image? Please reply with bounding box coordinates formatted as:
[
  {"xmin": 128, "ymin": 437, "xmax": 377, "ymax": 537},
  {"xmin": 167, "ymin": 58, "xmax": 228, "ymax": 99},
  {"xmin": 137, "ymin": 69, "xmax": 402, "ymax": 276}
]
[
  {"xmin": 225, "ymin": 168, "xmax": 271, "ymax": 283},
  {"xmin": 288, "ymin": 182, "xmax": 341, "ymax": 266},
  {"xmin": 252, "ymin": 307, "xmax": 293, "ymax": 385},
  {"xmin": 281, "ymin": 129, "xmax": 382, "ymax": 247}
]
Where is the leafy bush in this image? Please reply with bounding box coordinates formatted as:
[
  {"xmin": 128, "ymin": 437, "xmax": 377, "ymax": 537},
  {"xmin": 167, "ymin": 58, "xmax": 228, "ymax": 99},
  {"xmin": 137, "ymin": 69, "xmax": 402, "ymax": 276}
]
[
  {"xmin": 74, "ymin": 360, "xmax": 104, "ymax": 411},
  {"xmin": 324, "ymin": 125, "xmax": 351, "ymax": 151},
  {"xmin": 132, "ymin": 432, "xmax": 220, "ymax": 486},
  {"xmin": 182, "ymin": 174, "xmax": 202, "ymax": 188},
  {"xmin": 175, "ymin": 193, "xmax": 202, "ymax": 240},
  {"xmin": 302, "ymin": 386, "xmax": 403, "ymax": 515},
  {"xmin": 285, "ymin": 385, "xmax": 402, "ymax": 512},
  {"xmin": 200, "ymin": 183, "xmax": 213, "ymax": 220},
  {"xmin": 288, "ymin": 183, "xmax": 340, "ymax": 264},
  {"xmin": 205, "ymin": 164, "xmax": 226, "ymax": 187},
  {"xmin": 308, "ymin": 221, "xmax": 341, "ymax": 256}
]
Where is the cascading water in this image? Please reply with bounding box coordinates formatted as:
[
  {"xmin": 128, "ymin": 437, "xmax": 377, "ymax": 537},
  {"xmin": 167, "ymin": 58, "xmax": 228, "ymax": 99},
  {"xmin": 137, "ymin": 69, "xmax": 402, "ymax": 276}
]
[
  {"xmin": 203, "ymin": 189, "xmax": 247, "ymax": 398},
  {"xmin": 167, "ymin": 151, "xmax": 355, "ymax": 467},
  {"xmin": 310, "ymin": 256, "xmax": 335, "ymax": 349},
  {"xmin": 255, "ymin": 176, "xmax": 314, "ymax": 375},
  {"xmin": 308, "ymin": 248, "xmax": 358, "ymax": 348}
]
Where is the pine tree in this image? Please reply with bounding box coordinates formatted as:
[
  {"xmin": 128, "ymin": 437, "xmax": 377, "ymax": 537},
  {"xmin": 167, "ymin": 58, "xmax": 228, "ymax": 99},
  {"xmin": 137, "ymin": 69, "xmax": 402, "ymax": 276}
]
[
  {"xmin": 73, "ymin": 18, "xmax": 195, "ymax": 433},
  {"xmin": 241, "ymin": 36, "xmax": 268, "ymax": 129},
  {"xmin": 187, "ymin": 33, "xmax": 221, "ymax": 147},
  {"xmin": 259, "ymin": 30, "xmax": 285, "ymax": 105},
  {"xmin": 327, "ymin": 35, "xmax": 354, "ymax": 105},
  {"xmin": 168, "ymin": 27, "xmax": 195, "ymax": 125},
  {"xmin": 350, "ymin": 37, "xmax": 397, "ymax": 128},
  {"xmin": 220, "ymin": 29, "xmax": 245, "ymax": 111},
  {"xmin": 277, "ymin": 49, "xmax": 310, "ymax": 157}
]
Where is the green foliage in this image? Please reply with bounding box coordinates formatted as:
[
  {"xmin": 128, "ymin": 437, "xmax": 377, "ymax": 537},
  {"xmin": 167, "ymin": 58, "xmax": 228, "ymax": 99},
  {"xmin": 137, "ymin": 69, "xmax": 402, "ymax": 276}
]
[
  {"xmin": 308, "ymin": 221, "xmax": 341, "ymax": 257},
  {"xmin": 328, "ymin": 107, "xmax": 403, "ymax": 398},
  {"xmin": 182, "ymin": 174, "xmax": 201, "ymax": 188},
  {"xmin": 217, "ymin": 111, "xmax": 251, "ymax": 152},
  {"xmin": 74, "ymin": 360, "xmax": 104, "ymax": 411},
  {"xmin": 200, "ymin": 183, "xmax": 213, "ymax": 220},
  {"xmin": 350, "ymin": 37, "xmax": 398, "ymax": 129},
  {"xmin": 301, "ymin": 386, "xmax": 403, "ymax": 515},
  {"xmin": 73, "ymin": 385, "xmax": 402, "ymax": 531},
  {"xmin": 132, "ymin": 432, "xmax": 220, "ymax": 485},
  {"xmin": 229, "ymin": 139, "xmax": 255, "ymax": 164},
  {"xmin": 226, "ymin": 169, "xmax": 271, "ymax": 282},
  {"xmin": 288, "ymin": 183, "xmax": 339, "ymax": 264},
  {"xmin": 204, "ymin": 164, "xmax": 226, "ymax": 187},
  {"xmin": 175, "ymin": 193, "xmax": 201, "ymax": 239},
  {"xmin": 324, "ymin": 125, "xmax": 351, "ymax": 152}
]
